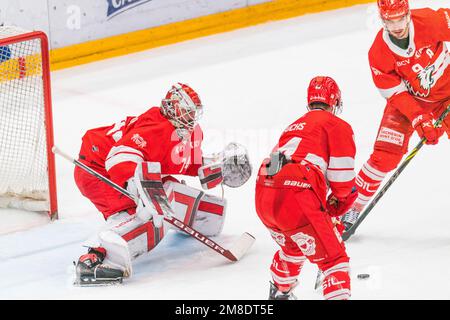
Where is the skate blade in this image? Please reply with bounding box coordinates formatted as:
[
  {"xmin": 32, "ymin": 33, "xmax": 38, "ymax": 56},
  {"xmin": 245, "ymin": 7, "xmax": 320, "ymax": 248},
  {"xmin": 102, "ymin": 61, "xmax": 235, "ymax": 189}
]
[{"xmin": 73, "ymin": 277, "xmax": 123, "ymax": 287}]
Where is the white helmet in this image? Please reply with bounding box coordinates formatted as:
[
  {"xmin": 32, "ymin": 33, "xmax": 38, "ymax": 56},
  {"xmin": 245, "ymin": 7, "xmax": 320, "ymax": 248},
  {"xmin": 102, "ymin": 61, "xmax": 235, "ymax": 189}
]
[{"xmin": 161, "ymin": 83, "xmax": 203, "ymax": 131}]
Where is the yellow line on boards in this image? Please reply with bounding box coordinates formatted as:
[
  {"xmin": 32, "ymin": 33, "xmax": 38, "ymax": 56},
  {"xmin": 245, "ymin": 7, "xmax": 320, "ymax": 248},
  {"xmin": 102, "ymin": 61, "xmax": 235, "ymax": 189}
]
[{"xmin": 50, "ymin": 0, "xmax": 375, "ymax": 71}]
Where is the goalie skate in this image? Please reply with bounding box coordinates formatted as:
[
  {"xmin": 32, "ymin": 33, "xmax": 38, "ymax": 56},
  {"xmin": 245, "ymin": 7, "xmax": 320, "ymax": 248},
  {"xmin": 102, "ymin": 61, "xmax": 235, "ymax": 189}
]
[{"xmin": 74, "ymin": 250, "xmax": 125, "ymax": 287}]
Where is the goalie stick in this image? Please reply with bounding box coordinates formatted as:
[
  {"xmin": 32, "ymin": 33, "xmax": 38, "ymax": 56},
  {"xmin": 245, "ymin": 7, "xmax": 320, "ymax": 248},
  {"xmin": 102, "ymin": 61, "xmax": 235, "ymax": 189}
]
[
  {"xmin": 53, "ymin": 146, "xmax": 255, "ymax": 262},
  {"xmin": 314, "ymin": 105, "xmax": 450, "ymax": 289}
]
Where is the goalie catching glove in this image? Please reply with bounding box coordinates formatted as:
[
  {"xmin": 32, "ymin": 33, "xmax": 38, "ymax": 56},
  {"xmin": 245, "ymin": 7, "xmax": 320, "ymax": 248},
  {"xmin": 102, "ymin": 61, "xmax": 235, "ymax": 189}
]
[{"xmin": 198, "ymin": 142, "xmax": 252, "ymax": 190}]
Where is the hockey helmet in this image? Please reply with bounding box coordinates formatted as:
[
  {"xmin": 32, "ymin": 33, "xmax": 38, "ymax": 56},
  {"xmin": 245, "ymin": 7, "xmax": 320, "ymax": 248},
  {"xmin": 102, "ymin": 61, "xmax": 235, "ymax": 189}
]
[
  {"xmin": 161, "ymin": 83, "xmax": 203, "ymax": 131},
  {"xmin": 307, "ymin": 76, "xmax": 343, "ymax": 115},
  {"xmin": 377, "ymin": 0, "xmax": 409, "ymax": 20}
]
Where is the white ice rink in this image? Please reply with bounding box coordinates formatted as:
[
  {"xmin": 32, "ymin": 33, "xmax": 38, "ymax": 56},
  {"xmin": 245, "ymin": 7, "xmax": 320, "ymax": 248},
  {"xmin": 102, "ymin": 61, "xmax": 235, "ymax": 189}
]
[{"xmin": 1, "ymin": 0, "xmax": 449, "ymax": 299}]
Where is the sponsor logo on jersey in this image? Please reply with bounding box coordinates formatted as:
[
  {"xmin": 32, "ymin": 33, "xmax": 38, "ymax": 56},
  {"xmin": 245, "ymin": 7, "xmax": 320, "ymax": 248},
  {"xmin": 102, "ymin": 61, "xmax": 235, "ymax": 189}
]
[
  {"xmin": 396, "ymin": 59, "xmax": 410, "ymax": 67},
  {"xmin": 322, "ymin": 276, "xmax": 346, "ymax": 290},
  {"xmin": 376, "ymin": 127, "xmax": 405, "ymax": 146},
  {"xmin": 355, "ymin": 176, "xmax": 381, "ymax": 193},
  {"xmin": 291, "ymin": 232, "xmax": 316, "ymax": 256},
  {"xmin": 283, "ymin": 180, "xmax": 311, "ymax": 189},
  {"xmin": 284, "ymin": 122, "xmax": 306, "ymax": 132},
  {"xmin": 131, "ymin": 133, "xmax": 147, "ymax": 148},
  {"xmin": 106, "ymin": 0, "xmax": 152, "ymax": 19},
  {"xmin": 416, "ymin": 64, "xmax": 435, "ymax": 91}
]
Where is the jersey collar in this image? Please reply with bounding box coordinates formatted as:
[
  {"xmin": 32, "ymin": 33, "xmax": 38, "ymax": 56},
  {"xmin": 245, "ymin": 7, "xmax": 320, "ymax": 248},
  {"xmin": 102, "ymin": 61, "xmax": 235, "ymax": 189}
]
[{"xmin": 382, "ymin": 18, "xmax": 416, "ymax": 58}]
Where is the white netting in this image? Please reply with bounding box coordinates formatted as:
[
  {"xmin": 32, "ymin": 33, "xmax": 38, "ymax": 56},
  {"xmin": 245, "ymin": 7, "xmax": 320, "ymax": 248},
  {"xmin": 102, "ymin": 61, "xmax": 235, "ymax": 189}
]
[{"xmin": 0, "ymin": 26, "xmax": 50, "ymax": 211}]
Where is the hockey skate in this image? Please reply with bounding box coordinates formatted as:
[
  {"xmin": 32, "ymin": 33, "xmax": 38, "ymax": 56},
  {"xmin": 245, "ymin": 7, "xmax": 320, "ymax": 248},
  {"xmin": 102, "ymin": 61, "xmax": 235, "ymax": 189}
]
[
  {"xmin": 341, "ymin": 208, "xmax": 360, "ymax": 232},
  {"xmin": 74, "ymin": 247, "xmax": 124, "ymax": 286},
  {"xmin": 268, "ymin": 282, "xmax": 297, "ymax": 300}
]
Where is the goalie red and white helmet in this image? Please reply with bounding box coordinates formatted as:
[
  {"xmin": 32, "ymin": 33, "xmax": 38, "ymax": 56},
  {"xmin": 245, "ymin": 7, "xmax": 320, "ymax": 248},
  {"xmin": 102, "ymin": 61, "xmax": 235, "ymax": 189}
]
[
  {"xmin": 377, "ymin": 0, "xmax": 409, "ymax": 20},
  {"xmin": 161, "ymin": 83, "xmax": 203, "ymax": 131},
  {"xmin": 307, "ymin": 76, "xmax": 343, "ymax": 115}
]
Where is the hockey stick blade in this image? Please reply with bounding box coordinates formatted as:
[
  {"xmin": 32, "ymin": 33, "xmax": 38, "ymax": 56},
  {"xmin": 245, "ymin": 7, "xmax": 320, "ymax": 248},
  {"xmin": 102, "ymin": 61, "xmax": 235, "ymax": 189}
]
[{"xmin": 225, "ymin": 232, "xmax": 256, "ymax": 261}]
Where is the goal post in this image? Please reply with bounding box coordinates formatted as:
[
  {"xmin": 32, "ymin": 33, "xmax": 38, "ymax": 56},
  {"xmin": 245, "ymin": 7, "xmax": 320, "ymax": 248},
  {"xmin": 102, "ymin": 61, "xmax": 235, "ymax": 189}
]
[{"xmin": 0, "ymin": 26, "xmax": 58, "ymax": 219}]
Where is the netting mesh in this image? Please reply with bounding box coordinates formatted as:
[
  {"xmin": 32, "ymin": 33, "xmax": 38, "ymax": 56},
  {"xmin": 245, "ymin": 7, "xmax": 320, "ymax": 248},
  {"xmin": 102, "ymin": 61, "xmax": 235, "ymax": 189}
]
[{"xmin": 0, "ymin": 26, "xmax": 49, "ymax": 211}]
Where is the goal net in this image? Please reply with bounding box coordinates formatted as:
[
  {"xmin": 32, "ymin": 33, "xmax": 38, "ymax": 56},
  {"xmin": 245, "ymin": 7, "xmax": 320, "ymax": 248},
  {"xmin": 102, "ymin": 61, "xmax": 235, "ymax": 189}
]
[{"xmin": 0, "ymin": 26, "xmax": 57, "ymax": 218}]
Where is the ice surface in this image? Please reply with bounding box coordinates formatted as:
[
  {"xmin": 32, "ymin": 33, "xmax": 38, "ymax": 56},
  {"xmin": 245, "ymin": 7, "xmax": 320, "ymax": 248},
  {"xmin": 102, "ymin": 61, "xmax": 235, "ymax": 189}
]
[{"xmin": 0, "ymin": 0, "xmax": 449, "ymax": 299}]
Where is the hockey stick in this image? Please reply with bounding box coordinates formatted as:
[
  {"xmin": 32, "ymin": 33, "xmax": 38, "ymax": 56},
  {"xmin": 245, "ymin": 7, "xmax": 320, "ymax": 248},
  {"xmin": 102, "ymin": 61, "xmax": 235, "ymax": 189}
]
[
  {"xmin": 313, "ymin": 105, "xmax": 450, "ymax": 288},
  {"xmin": 342, "ymin": 104, "xmax": 450, "ymax": 241},
  {"xmin": 52, "ymin": 146, "xmax": 255, "ymax": 262}
]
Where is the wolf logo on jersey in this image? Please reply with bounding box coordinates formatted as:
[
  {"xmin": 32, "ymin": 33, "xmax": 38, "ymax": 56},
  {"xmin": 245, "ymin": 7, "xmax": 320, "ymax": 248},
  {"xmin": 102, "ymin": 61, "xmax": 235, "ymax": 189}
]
[{"xmin": 417, "ymin": 64, "xmax": 435, "ymax": 91}]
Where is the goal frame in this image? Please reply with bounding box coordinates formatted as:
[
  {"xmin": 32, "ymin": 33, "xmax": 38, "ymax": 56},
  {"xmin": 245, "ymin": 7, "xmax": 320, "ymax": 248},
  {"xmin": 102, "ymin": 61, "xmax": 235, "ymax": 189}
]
[{"xmin": 0, "ymin": 30, "xmax": 58, "ymax": 219}]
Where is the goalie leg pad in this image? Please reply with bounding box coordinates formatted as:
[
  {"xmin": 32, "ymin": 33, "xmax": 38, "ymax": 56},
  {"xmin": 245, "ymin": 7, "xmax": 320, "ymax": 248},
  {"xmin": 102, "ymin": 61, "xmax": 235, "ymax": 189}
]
[
  {"xmin": 164, "ymin": 181, "xmax": 227, "ymax": 237},
  {"xmin": 87, "ymin": 211, "xmax": 166, "ymax": 277}
]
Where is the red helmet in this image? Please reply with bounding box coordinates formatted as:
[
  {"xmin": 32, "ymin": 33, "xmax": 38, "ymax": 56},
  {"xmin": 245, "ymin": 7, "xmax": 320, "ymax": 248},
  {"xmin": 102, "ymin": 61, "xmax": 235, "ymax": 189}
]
[
  {"xmin": 377, "ymin": 0, "xmax": 409, "ymax": 20},
  {"xmin": 307, "ymin": 76, "xmax": 342, "ymax": 115},
  {"xmin": 161, "ymin": 83, "xmax": 203, "ymax": 131}
]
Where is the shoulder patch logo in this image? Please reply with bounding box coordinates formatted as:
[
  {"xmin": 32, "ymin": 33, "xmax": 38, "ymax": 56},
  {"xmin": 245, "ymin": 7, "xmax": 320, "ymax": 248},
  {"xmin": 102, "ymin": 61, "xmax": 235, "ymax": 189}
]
[{"xmin": 131, "ymin": 133, "xmax": 147, "ymax": 148}]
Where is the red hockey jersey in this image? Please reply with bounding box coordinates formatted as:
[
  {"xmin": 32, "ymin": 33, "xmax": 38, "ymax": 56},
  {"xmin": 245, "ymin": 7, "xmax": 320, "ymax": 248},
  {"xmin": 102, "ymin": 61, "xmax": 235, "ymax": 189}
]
[
  {"xmin": 369, "ymin": 8, "xmax": 450, "ymax": 121},
  {"xmin": 79, "ymin": 107, "xmax": 203, "ymax": 187},
  {"xmin": 258, "ymin": 110, "xmax": 356, "ymax": 206}
]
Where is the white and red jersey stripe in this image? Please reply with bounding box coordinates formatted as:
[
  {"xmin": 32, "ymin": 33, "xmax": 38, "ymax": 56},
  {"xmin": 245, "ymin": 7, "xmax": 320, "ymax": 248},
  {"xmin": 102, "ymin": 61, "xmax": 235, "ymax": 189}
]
[{"xmin": 105, "ymin": 145, "xmax": 144, "ymax": 172}]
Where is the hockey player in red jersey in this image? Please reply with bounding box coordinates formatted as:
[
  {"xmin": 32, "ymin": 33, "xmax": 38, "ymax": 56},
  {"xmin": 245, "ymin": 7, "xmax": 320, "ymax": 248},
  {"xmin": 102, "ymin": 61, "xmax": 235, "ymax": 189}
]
[
  {"xmin": 255, "ymin": 76, "xmax": 358, "ymax": 300},
  {"xmin": 342, "ymin": 0, "xmax": 450, "ymax": 230},
  {"xmin": 73, "ymin": 83, "xmax": 252, "ymax": 285}
]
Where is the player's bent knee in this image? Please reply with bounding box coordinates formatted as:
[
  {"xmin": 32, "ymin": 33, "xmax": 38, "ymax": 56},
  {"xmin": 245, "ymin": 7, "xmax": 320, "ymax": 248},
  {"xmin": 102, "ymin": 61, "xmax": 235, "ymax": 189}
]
[{"xmin": 369, "ymin": 149, "xmax": 404, "ymax": 173}]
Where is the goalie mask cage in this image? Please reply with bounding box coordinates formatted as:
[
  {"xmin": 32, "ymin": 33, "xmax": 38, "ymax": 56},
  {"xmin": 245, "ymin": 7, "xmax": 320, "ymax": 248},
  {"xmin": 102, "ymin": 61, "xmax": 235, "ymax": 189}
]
[{"xmin": 0, "ymin": 26, "xmax": 57, "ymax": 219}]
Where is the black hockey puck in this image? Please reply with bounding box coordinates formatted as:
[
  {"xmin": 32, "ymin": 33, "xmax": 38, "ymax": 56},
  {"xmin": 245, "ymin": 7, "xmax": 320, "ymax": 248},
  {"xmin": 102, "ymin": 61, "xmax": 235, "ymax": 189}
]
[{"xmin": 357, "ymin": 273, "xmax": 370, "ymax": 279}]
